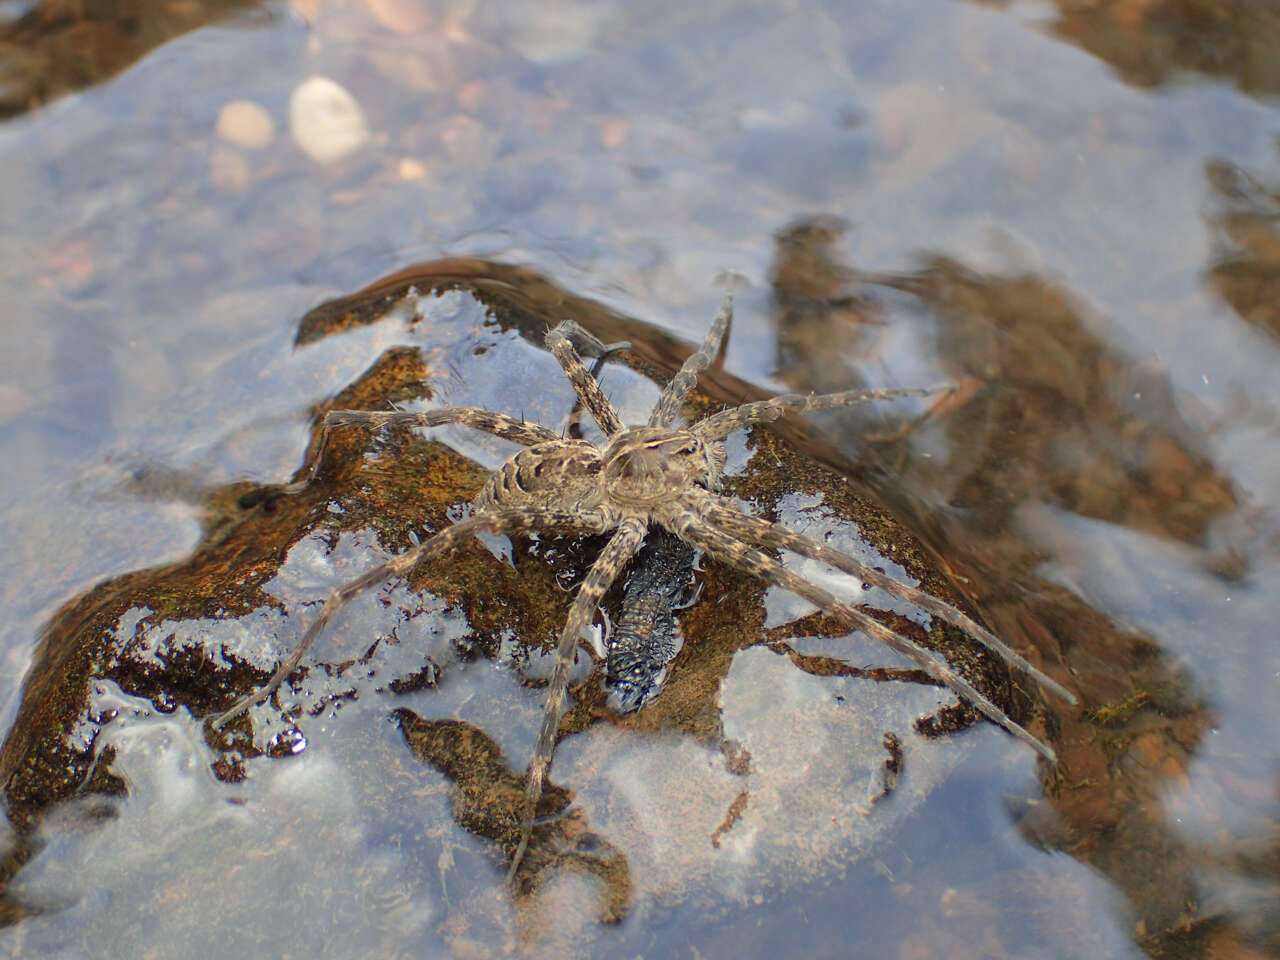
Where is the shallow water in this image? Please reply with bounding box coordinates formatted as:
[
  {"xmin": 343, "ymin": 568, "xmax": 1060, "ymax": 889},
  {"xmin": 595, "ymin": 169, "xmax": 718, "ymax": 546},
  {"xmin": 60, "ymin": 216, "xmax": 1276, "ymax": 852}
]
[{"xmin": 1, "ymin": 0, "xmax": 1278, "ymax": 957}]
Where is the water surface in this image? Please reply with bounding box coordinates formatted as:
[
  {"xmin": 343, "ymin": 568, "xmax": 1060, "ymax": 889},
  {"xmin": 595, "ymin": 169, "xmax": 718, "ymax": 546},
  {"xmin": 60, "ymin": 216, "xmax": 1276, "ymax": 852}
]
[{"xmin": 1, "ymin": 0, "xmax": 1278, "ymax": 957}]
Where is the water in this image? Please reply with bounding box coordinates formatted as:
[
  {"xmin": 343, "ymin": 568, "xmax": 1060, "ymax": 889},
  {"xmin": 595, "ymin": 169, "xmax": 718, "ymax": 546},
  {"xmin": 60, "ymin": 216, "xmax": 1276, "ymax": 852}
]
[{"xmin": 1, "ymin": 0, "xmax": 1278, "ymax": 956}]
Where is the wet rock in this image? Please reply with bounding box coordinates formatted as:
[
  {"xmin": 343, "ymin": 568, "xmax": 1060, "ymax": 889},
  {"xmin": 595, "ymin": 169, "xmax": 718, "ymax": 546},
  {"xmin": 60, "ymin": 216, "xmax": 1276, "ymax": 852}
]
[{"xmin": 0, "ymin": 264, "xmax": 1055, "ymax": 942}]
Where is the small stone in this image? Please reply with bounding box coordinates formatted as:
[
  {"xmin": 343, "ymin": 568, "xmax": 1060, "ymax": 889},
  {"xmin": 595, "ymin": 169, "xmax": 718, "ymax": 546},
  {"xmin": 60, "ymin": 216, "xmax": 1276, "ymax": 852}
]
[
  {"xmin": 216, "ymin": 99, "xmax": 275, "ymax": 149},
  {"xmin": 600, "ymin": 117, "xmax": 628, "ymax": 149},
  {"xmin": 366, "ymin": 0, "xmax": 432, "ymax": 34},
  {"xmin": 397, "ymin": 157, "xmax": 427, "ymax": 180},
  {"xmin": 369, "ymin": 49, "xmax": 441, "ymax": 93},
  {"xmin": 289, "ymin": 75, "xmax": 370, "ymax": 165}
]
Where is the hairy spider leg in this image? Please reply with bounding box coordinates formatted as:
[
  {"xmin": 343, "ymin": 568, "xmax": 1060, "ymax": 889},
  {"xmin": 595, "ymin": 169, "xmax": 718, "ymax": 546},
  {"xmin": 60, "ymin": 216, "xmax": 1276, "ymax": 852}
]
[
  {"xmin": 659, "ymin": 505, "xmax": 1059, "ymax": 762},
  {"xmin": 648, "ymin": 292, "xmax": 733, "ymax": 428},
  {"xmin": 553, "ymin": 323, "xmax": 630, "ymax": 440},
  {"xmin": 508, "ymin": 515, "xmax": 648, "ymax": 882},
  {"xmin": 210, "ymin": 506, "xmax": 610, "ymax": 729},
  {"xmin": 275, "ymin": 407, "xmax": 562, "ymax": 496},
  {"xmin": 545, "ymin": 327, "xmax": 627, "ymax": 437},
  {"xmin": 693, "ymin": 385, "xmax": 953, "ymax": 441},
  {"xmin": 690, "ymin": 492, "xmax": 1076, "ymax": 704}
]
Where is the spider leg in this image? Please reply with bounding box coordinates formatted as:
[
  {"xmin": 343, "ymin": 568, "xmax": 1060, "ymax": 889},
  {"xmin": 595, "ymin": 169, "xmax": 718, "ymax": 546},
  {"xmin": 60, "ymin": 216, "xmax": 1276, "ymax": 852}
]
[
  {"xmin": 694, "ymin": 385, "xmax": 953, "ymax": 441},
  {"xmin": 255, "ymin": 408, "xmax": 562, "ymax": 502},
  {"xmin": 566, "ymin": 331, "xmax": 631, "ymax": 440},
  {"xmin": 648, "ymin": 292, "xmax": 733, "ymax": 428},
  {"xmin": 545, "ymin": 323, "xmax": 627, "ymax": 437},
  {"xmin": 658, "ymin": 506, "xmax": 1058, "ymax": 762},
  {"xmin": 547, "ymin": 318, "xmax": 631, "ymax": 371},
  {"xmin": 507, "ymin": 515, "xmax": 648, "ymax": 882},
  {"xmin": 687, "ymin": 491, "xmax": 1076, "ymax": 704},
  {"xmin": 209, "ymin": 505, "xmax": 610, "ymax": 729}
]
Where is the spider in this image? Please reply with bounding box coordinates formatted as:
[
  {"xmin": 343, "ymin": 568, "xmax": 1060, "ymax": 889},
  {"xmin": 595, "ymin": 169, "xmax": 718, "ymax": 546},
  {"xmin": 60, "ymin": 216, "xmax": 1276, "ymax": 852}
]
[{"xmin": 211, "ymin": 292, "xmax": 1076, "ymax": 882}]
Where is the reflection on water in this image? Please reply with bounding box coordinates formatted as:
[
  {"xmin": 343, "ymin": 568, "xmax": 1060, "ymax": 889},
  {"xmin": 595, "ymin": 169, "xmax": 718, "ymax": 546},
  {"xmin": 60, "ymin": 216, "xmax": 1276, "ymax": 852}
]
[
  {"xmin": 1207, "ymin": 153, "xmax": 1280, "ymax": 343},
  {"xmin": 0, "ymin": 0, "xmax": 260, "ymax": 117},
  {"xmin": 767, "ymin": 217, "xmax": 1271, "ymax": 958},
  {"xmin": 1039, "ymin": 0, "xmax": 1280, "ymax": 98},
  {"xmin": 1, "ymin": 0, "xmax": 1279, "ymax": 956}
]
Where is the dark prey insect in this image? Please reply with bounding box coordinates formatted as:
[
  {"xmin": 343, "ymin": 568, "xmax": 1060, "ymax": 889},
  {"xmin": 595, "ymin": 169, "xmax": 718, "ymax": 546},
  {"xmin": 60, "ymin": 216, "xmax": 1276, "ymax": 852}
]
[
  {"xmin": 210, "ymin": 293, "xmax": 1077, "ymax": 882},
  {"xmin": 567, "ymin": 335, "xmax": 700, "ymax": 714}
]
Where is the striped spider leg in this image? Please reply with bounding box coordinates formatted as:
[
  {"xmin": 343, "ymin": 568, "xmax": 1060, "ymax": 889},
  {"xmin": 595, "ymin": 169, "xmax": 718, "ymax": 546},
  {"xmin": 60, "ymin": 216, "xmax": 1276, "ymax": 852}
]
[
  {"xmin": 212, "ymin": 291, "xmax": 1075, "ymax": 892},
  {"xmin": 507, "ymin": 292, "xmax": 1076, "ymax": 878}
]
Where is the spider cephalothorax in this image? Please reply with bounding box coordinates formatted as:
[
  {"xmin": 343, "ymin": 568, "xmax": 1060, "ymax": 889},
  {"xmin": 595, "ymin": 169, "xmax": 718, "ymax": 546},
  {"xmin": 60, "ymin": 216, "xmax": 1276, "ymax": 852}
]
[
  {"xmin": 600, "ymin": 428, "xmax": 723, "ymax": 507},
  {"xmin": 211, "ymin": 293, "xmax": 1076, "ymax": 882}
]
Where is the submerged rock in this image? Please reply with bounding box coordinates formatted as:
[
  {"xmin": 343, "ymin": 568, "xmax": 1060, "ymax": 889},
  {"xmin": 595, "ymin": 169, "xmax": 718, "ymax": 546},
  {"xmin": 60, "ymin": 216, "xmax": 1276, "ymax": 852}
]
[{"xmin": 289, "ymin": 76, "xmax": 370, "ymax": 165}]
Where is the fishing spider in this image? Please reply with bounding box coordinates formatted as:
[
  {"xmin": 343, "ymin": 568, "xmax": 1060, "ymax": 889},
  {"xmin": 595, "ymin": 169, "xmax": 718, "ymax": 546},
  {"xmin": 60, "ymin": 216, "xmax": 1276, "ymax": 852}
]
[{"xmin": 211, "ymin": 293, "xmax": 1076, "ymax": 880}]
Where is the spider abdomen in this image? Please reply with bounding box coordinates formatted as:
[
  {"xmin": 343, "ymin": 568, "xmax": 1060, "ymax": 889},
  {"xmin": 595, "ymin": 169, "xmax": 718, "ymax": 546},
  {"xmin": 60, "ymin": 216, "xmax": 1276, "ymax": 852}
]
[{"xmin": 474, "ymin": 439, "xmax": 605, "ymax": 513}]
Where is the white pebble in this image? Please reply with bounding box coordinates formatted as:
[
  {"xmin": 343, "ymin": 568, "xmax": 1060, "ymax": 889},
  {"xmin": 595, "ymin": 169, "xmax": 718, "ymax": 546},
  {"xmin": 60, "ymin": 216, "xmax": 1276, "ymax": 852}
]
[
  {"xmin": 216, "ymin": 99, "xmax": 275, "ymax": 149},
  {"xmin": 289, "ymin": 75, "xmax": 370, "ymax": 165}
]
